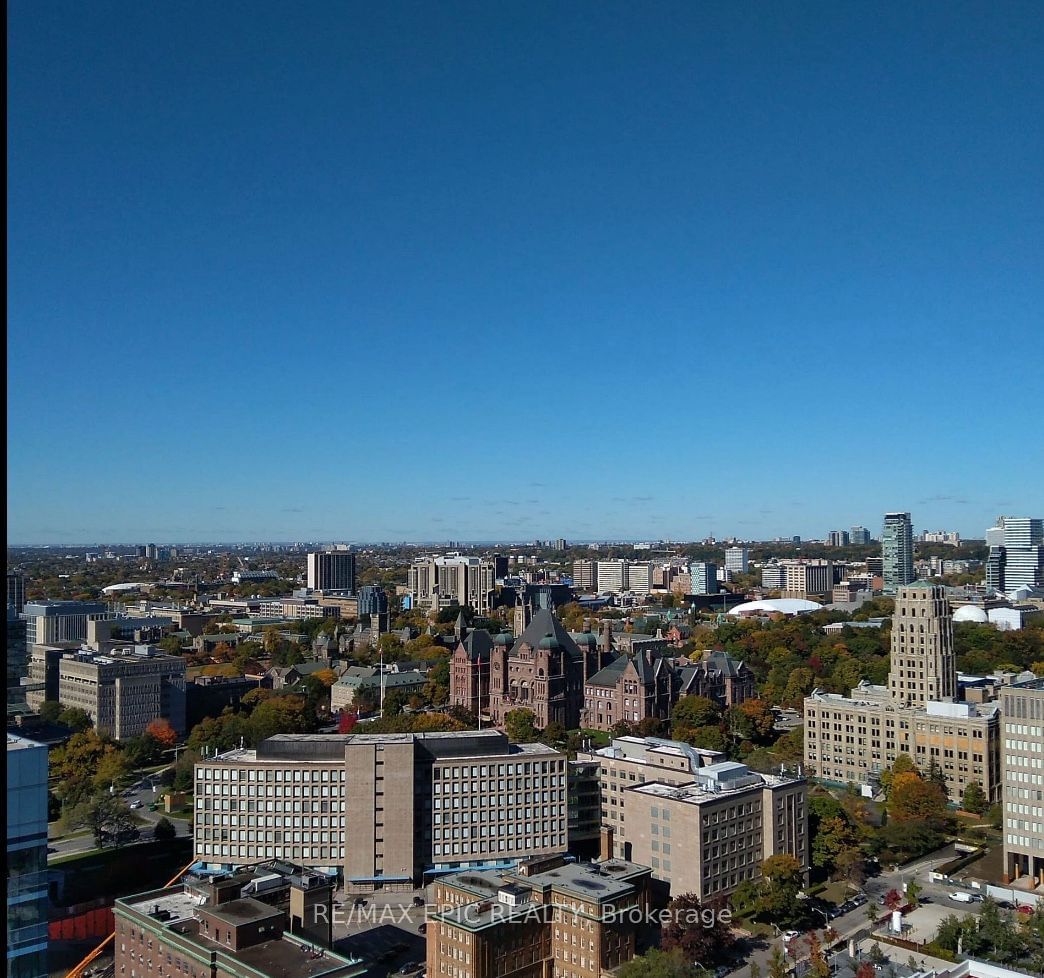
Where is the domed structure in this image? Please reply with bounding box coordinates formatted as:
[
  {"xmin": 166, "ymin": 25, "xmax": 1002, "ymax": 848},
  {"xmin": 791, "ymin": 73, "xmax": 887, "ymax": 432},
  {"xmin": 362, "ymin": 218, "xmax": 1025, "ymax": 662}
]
[
  {"xmin": 953, "ymin": 605, "xmax": 989, "ymax": 624},
  {"xmin": 728, "ymin": 598, "xmax": 822, "ymax": 617},
  {"xmin": 493, "ymin": 632, "xmax": 514, "ymax": 646},
  {"xmin": 538, "ymin": 634, "xmax": 561, "ymax": 650}
]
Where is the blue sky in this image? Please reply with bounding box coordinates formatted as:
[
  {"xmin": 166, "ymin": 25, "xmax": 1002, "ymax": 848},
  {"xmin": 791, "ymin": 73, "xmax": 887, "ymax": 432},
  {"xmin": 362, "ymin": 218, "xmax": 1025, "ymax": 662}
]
[{"xmin": 8, "ymin": 2, "xmax": 1044, "ymax": 544}]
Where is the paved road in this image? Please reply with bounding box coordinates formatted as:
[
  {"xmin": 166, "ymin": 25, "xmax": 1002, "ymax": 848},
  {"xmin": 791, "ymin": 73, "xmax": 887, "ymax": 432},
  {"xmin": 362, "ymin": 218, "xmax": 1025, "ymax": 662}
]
[
  {"xmin": 48, "ymin": 770, "xmax": 190, "ymax": 861},
  {"xmin": 725, "ymin": 848, "xmax": 985, "ymax": 978}
]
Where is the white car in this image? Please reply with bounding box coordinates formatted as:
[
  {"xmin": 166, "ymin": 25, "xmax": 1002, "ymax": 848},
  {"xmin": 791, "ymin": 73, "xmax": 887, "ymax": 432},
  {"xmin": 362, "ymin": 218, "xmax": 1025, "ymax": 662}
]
[
  {"xmin": 782, "ymin": 931, "xmax": 801, "ymax": 943},
  {"xmin": 949, "ymin": 892, "xmax": 975, "ymax": 903},
  {"xmin": 129, "ymin": 801, "xmax": 143, "ymax": 810}
]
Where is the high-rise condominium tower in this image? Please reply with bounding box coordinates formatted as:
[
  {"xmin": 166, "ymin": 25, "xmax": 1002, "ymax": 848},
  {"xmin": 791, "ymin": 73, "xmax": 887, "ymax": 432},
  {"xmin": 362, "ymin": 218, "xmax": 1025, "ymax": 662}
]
[{"xmin": 882, "ymin": 512, "xmax": 914, "ymax": 594}]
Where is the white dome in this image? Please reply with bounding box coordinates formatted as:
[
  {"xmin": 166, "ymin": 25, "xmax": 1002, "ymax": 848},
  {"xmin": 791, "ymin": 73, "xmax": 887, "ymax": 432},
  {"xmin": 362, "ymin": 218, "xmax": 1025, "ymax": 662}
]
[
  {"xmin": 953, "ymin": 605, "xmax": 989, "ymax": 624},
  {"xmin": 728, "ymin": 598, "xmax": 822, "ymax": 617}
]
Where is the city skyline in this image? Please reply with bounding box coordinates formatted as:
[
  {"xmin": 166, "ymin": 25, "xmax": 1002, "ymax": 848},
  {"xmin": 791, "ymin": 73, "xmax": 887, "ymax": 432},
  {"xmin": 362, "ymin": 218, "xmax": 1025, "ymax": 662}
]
[{"xmin": 8, "ymin": 3, "xmax": 1044, "ymax": 543}]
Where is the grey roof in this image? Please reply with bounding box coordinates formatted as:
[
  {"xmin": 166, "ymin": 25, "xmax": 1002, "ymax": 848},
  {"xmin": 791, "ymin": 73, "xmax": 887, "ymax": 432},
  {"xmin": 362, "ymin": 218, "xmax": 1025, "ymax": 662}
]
[
  {"xmin": 458, "ymin": 629, "xmax": 494, "ymax": 663},
  {"xmin": 587, "ymin": 651, "xmax": 665, "ymax": 688},
  {"xmin": 512, "ymin": 609, "xmax": 583, "ymax": 661}
]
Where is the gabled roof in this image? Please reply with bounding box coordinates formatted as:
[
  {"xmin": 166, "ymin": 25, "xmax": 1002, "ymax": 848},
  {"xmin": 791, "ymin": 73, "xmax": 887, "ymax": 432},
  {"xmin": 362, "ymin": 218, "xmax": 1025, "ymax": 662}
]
[
  {"xmin": 458, "ymin": 629, "xmax": 494, "ymax": 663},
  {"xmin": 587, "ymin": 651, "xmax": 665, "ymax": 688},
  {"xmin": 511, "ymin": 609, "xmax": 584, "ymax": 661},
  {"xmin": 704, "ymin": 651, "xmax": 748, "ymax": 678}
]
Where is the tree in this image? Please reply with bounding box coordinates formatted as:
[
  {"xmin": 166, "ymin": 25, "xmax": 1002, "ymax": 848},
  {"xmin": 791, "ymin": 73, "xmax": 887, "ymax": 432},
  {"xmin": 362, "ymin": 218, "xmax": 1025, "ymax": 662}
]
[
  {"xmin": 889, "ymin": 773, "xmax": 951, "ymax": 826},
  {"xmin": 728, "ymin": 699, "xmax": 776, "ymax": 743},
  {"xmin": 153, "ymin": 816, "xmax": 177, "ymax": 841},
  {"xmin": 93, "ymin": 748, "xmax": 132, "ymax": 792},
  {"xmin": 338, "ymin": 711, "xmax": 358, "ymax": 734},
  {"xmin": 750, "ymin": 963, "xmax": 761, "ymax": 978},
  {"xmin": 57, "ymin": 707, "xmax": 94, "ymax": 732},
  {"xmin": 962, "ymin": 781, "xmax": 987, "ymax": 815},
  {"xmin": 39, "ymin": 700, "xmax": 63, "ymax": 723},
  {"xmin": 505, "ymin": 709, "xmax": 539, "ymax": 743},
  {"xmin": 883, "ymin": 889, "xmax": 903, "ymax": 912},
  {"xmin": 660, "ymin": 894, "xmax": 736, "ymax": 964},
  {"xmin": 758, "ymin": 855, "xmax": 805, "ymax": 924},
  {"xmin": 145, "ymin": 718, "xmax": 178, "ymax": 750},
  {"xmin": 855, "ymin": 963, "xmax": 875, "ymax": 978},
  {"xmin": 767, "ymin": 948, "xmax": 787, "ymax": 978},
  {"xmin": 617, "ymin": 949, "xmax": 695, "ymax": 978},
  {"xmin": 906, "ymin": 881, "xmax": 921, "ymax": 909},
  {"xmin": 65, "ymin": 795, "xmax": 135, "ymax": 849},
  {"xmin": 867, "ymin": 944, "xmax": 885, "ymax": 965},
  {"xmin": 671, "ymin": 696, "xmax": 722, "ymax": 734},
  {"xmin": 835, "ymin": 846, "xmax": 866, "ymax": 889},
  {"xmin": 806, "ymin": 932, "xmax": 829, "ymax": 978},
  {"xmin": 811, "ymin": 816, "xmax": 860, "ymax": 872}
]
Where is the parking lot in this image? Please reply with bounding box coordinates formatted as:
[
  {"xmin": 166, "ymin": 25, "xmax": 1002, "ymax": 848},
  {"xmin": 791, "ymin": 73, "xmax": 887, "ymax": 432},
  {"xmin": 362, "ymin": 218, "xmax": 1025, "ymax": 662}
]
[{"xmin": 331, "ymin": 890, "xmax": 429, "ymax": 977}]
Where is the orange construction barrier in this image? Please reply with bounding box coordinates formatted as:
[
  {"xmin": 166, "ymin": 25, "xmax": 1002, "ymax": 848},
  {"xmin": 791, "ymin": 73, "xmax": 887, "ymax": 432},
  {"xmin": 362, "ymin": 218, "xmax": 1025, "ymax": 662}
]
[{"xmin": 64, "ymin": 861, "xmax": 196, "ymax": 978}]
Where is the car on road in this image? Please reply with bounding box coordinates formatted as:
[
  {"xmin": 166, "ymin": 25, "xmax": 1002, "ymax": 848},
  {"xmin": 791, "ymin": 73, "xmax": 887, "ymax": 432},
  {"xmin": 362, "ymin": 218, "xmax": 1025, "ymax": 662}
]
[
  {"xmin": 399, "ymin": 963, "xmax": 423, "ymax": 974},
  {"xmin": 352, "ymin": 898, "xmax": 368, "ymax": 907},
  {"xmin": 782, "ymin": 931, "xmax": 801, "ymax": 943},
  {"xmin": 949, "ymin": 892, "xmax": 976, "ymax": 903},
  {"xmin": 413, "ymin": 896, "xmax": 426, "ymax": 907},
  {"xmin": 130, "ymin": 801, "xmax": 143, "ymax": 809},
  {"xmin": 47, "ymin": 846, "xmax": 58, "ymax": 853},
  {"xmin": 1018, "ymin": 905, "xmax": 1034, "ymax": 914}
]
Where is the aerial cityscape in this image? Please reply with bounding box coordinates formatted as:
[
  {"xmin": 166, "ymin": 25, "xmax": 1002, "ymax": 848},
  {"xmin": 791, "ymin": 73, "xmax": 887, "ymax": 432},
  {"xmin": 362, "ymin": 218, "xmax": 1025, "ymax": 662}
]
[{"xmin": 7, "ymin": 6, "xmax": 1044, "ymax": 978}]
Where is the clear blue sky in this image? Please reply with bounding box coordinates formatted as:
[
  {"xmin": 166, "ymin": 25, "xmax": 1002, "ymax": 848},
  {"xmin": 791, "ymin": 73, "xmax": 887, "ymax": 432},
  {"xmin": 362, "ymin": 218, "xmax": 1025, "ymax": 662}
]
[{"xmin": 8, "ymin": 2, "xmax": 1044, "ymax": 544}]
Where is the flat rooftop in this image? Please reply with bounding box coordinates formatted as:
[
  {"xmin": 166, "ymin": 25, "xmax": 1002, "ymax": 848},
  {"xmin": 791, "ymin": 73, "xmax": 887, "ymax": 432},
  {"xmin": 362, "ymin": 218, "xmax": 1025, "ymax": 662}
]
[
  {"xmin": 7, "ymin": 733, "xmax": 46, "ymax": 751},
  {"xmin": 203, "ymin": 898, "xmax": 282, "ymax": 926},
  {"xmin": 631, "ymin": 771, "xmax": 796, "ymax": 804}
]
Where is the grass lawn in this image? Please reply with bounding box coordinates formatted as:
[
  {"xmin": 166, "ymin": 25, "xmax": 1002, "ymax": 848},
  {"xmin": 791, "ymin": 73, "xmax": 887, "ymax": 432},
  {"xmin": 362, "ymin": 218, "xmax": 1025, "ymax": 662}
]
[
  {"xmin": 733, "ymin": 917, "xmax": 775, "ymax": 938},
  {"xmin": 576, "ymin": 729, "xmax": 611, "ymax": 747},
  {"xmin": 817, "ymin": 881, "xmax": 856, "ymax": 905}
]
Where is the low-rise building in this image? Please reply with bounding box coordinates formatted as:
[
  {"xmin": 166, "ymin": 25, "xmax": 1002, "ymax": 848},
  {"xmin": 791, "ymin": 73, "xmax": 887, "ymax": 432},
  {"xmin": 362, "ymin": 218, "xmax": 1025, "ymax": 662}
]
[
  {"xmin": 329, "ymin": 670, "xmax": 427, "ymax": 711},
  {"xmin": 114, "ymin": 875, "xmax": 365, "ymax": 978},
  {"xmin": 427, "ymin": 855, "xmax": 651, "ymax": 978}
]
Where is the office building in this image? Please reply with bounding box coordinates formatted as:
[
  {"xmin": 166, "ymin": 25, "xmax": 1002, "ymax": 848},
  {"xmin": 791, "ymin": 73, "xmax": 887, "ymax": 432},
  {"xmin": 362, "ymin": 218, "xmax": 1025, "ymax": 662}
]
[
  {"xmin": 52, "ymin": 646, "xmax": 187, "ymax": 739},
  {"xmin": 306, "ymin": 552, "xmax": 356, "ymax": 593},
  {"xmin": 355, "ymin": 585, "xmax": 388, "ymax": 617},
  {"xmin": 7, "ymin": 609, "xmax": 29, "ymax": 706},
  {"xmin": 724, "ymin": 547, "xmax": 749, "ymax": 574},
  {"xmin": 577, "ymin": 736, "xmax": 805, "ymax": 900},
  {"xmin": 922, "ymin": 530, "xmax": 961, "ymax": 546},
  {"xmin": 259, "ymin": 597, "xmax": 340, "ymax": 620},
  {"xmin": 989, "ymin": 518, "xmax": 1044, "ymax": 594},
  {"xmin": 850, "ymin": 527, "xmax": 871, "ymax": 546},
  {"xmin": 408, "ymin": 555, "xmax": 502, "ymax": 613},
  {"xmin": 22, "ymin": 600, "xmax": 111, "ymax": 646},
  {"xmin": 572, "ymin": 559, "xmax": 596, "ymax": 591},
  {"xmin": 624, "ymin": 762, "xmax": 807, "ymax": 900},
  {"xmin": 688, "ymin": 561, "xmax": 719, "ymax": 595},
  {"xmin": 882, "ymin": 513, "xmax": 915, "ymax": 594},
  {"xmin": 781, "ymin": 560, "xmax": 834, "ymax": 599},
  {"xmin": 596, "ymin": 560, "xmax": 626, "ymax": 593},
  {"xmin": 1000, "ymin": 678, "xmax": 1044, "ymax": 886},
  {"xmin": 761, "ymin": 564, "xmax": 785, "ymax": 590},
  {"xmin": 7, "ymin": 734, "xmax": 49, "ymax": 978},
  {"xmin": 7, "ymin": 572, "xmax": 26, "ymax": 614},
  {"xmin": 193, "ymin": 730, "xmax": 568, "ymax": 890},
  {"xmin": 567, "ymin": 760, "xmax": 602, "ymax": 852},
  {"xmin": 427, "ymin": 855, "xmax": 651, "ymax": 978},
  {"xmin": 594, "ymin": 560, "xmax": 654, "ymax": 595},
  {"xmin": 804, "ymin": 583, "xmax": 1001, "ymax": 803},
  {"xmin": 828, "ymin": 531, "xmax": 850, "ymax": 547},
  {"xmin": 114, "ymin": 875, "xmax": 364, "ymax": 978}
]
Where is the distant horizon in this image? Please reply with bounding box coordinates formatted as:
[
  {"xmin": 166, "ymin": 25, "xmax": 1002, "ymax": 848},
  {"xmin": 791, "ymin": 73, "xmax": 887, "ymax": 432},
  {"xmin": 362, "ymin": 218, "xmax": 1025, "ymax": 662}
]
[{"xmin": 8, "ymin": 5, "xmax": 1043, "ymax": 542}]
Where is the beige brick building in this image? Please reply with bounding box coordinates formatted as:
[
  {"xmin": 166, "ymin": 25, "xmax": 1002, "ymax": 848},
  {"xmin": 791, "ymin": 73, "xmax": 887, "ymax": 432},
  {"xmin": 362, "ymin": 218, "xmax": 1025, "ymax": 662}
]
[
  {"xmin": 426, "ymin": 854, "xmax": 651, "ymax": 978},
  {"xmin": 804, "ymin": 583, "xmax": 1002, "ymax": 803},
  {"xmin": 622, "ymin": 763, "xmax": 808, "ymax": 901},
  {"xmin": 1000, "ymin": 678, "xmax": 1044, "ymax": 886},
  {"xmin": 194, "ymin": 730, "xmax": 568, "ymax": 891},
  {"xmin": 575, "ymin": 736, "xmax": 805, "ymax": 900},
  {"xmin": 48, "ymin": 645, "xmax": 186, "ymax": 739}
]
